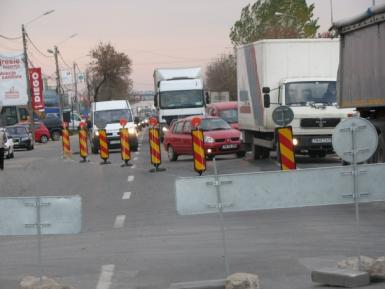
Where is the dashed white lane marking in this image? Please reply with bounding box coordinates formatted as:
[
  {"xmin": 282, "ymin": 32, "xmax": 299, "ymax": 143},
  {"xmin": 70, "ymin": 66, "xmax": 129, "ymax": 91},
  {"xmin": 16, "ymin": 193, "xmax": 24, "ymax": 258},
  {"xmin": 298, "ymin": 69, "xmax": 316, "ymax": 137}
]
[
  {"xmin": 122, "ymin": 192, "xmax": 131, "ymax": 200},
  {"xmin": 133, "ymin": 157, "xmax": 138, "ymax": 161},
  {"xmin": 96, "ymin": 264, "xmax": 115, "ymax": 289},
  {"xmin": 113, "ymin": 215, "xmax": 126, "ymax": 228},
  {"xmin": 127, "ymin": 175, "xmax": 135, "ymax": 182},
  {"xmin": 131, "ymin": 164, "xmax": 136, "ymax": 169}
]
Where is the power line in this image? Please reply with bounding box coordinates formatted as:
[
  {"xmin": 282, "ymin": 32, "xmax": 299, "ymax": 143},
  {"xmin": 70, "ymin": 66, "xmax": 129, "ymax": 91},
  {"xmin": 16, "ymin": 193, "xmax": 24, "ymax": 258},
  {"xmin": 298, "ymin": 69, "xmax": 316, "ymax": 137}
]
[
  {"xmin": 26, "ymin": 34, "xmax": 52, "ymax": 58},
  {"xmin": 58, "ymin": 52, "xmax": 72, "ymax": 69},
  {"xmin": 0, "ymin": 34, "xmax": 22, "ymax": 40}
]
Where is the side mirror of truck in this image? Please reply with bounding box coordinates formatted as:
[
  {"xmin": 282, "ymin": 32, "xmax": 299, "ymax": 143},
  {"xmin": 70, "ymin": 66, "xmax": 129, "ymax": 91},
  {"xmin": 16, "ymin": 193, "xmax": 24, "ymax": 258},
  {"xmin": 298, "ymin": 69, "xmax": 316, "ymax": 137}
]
[
  {"xmin": 154, "ymin": 95, "xmax": 158, "ymax": 107},
  {"xmin": 262, "ymin": 87, "xmax": 271, "ymax": 108},
  {"xmin": 205, "ymin": 92, "xmax": 210, "ymax": 104}
]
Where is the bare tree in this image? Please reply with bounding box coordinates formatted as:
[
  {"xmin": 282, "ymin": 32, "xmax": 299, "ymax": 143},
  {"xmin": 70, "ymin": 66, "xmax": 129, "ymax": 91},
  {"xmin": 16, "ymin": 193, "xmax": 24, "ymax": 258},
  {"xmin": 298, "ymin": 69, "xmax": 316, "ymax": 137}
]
[
  {"xmin": 88, "ymin": 42, "xmax": 133, "ymax": 102},
  {"xmin": 205, "ymin": 54, "xmax": 237, "ymax": 100}
]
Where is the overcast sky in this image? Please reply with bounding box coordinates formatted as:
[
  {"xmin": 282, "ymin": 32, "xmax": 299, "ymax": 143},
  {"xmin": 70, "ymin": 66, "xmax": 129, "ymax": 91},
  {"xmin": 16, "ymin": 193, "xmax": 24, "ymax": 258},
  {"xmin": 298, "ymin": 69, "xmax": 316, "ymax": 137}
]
[{"xmin": 1, "ymin": 0, "xmax": 383, "ymax": 91}]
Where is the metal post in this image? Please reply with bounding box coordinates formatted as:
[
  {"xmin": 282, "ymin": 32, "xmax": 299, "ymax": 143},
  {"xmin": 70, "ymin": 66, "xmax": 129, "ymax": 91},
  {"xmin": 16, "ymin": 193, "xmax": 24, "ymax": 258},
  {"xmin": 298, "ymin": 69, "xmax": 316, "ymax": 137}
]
[
  {"xmin": 36, "ymin": 196, "xmax": 43, "ymax": 284},
  {"xmin": 21, "ymin": 24, "xmax": 35, "ymax": 143},
  {"xmin": 351, "ymin": 125, "xmax": 362, "ymax": 271},
  {"xmin": 212, "ymin": 157, "xmax": 230, "ymax": 277},
  {"xmin": 53, "ymin": 46, "xmax": 63, "ymax": 122}
]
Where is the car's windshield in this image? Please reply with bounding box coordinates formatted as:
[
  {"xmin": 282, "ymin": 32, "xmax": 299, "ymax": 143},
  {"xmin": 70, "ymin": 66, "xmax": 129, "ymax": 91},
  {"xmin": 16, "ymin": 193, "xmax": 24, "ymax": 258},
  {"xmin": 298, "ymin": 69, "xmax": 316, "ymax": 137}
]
[
  {"xmin": 160, "ymin": 90, "xmax": 204, "ymax": 109},
  {"xmin": 200, "ymin": 118, "xmax": 231, "ymax": 131},
  {"xmin": 94, "ymin": 109, "xmax": 133, "ymax": 128},
  {"xmin": 285, "ymin": 81, "xmax": 337, "ymax": 106},
  {"xmin": 219, "ymin": 109, "xmax": 238, "ymax": 123},
  {"xmin": 6, "ymin": 127, "xmax": 28, "ymax": 135}
]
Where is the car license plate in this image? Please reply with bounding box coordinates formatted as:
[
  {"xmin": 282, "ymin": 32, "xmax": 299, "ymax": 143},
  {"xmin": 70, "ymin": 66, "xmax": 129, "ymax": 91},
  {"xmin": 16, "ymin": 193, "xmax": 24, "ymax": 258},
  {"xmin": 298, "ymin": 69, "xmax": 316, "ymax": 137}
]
[
  {"xmin": 110, "ymin": 140, "xmax": 120, "ymax": 145},
  {"xmin": 312, "ymin": 138, "xmax": 331, "ymax": 144},
  {"xmin": 222, "ymin": 144, "xmax": 238, "ymax": 149}
]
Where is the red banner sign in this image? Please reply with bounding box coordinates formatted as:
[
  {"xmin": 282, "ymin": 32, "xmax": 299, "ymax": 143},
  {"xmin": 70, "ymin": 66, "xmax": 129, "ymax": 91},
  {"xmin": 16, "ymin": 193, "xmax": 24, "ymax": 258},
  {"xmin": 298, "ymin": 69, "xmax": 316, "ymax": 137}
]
[{"xmin": 29, "ymin": 67, "xmax": 45, "ymax": 110}]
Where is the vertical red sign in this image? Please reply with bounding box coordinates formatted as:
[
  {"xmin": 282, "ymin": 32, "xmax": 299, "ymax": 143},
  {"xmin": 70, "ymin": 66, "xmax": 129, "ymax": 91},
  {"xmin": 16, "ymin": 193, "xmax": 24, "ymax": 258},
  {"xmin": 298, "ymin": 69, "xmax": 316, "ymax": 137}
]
[{"xmin": 28, "ymin": 67, "xmax": 45, "ymax": 110}]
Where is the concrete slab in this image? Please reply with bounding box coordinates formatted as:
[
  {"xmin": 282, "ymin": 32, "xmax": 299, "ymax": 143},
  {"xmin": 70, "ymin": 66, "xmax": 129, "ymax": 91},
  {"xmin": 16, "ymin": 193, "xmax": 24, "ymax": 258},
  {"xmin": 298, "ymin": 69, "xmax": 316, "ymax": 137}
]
[
  {"xmin": 169, "ymin": 279, "xmax": 225, "ymax": 289},
  {"xmin": 311, "ymin": 267, "xmax": 370, "ymax": 288}
]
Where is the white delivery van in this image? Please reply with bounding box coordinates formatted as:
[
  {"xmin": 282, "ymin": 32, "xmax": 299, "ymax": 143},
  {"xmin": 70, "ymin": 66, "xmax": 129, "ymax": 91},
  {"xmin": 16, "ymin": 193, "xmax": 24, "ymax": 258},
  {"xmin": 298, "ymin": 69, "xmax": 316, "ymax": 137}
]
[
  {"xmin": 89, "ymin": 100, "xmax": 138, "ymax": 154},
  {"xmin": 237, "ymin": 39, "xmax": 355, "ymax": 159}
]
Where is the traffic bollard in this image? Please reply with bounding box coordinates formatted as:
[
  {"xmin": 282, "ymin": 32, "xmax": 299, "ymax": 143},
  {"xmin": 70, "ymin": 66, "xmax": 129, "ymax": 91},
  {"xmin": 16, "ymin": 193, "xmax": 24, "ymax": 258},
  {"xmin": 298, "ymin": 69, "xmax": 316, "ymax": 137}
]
[
  {"xmin": 192, "ymin": 128, "xmax": 206, "ymax": 175},
  {"xmin": 78, "ymin": 127, "xmax": 88, "ymax": 162},
  {"xmin": 120, "ymin": 128, "xmax": 132, "ymax": 167},
  {"xmin": 62, "ymin": 127, "xmax": 71, "ymax": 158},
  {"xmin": 149, "ymin": 127, "xmax": 165, "ymax": 172},
  {"xmin": 276, "ymin": 126, "xmax": 296, "ymax": 170},
  {"xmin": 98, "ymin": 129, "xmax": 110, "ymax": 164}
]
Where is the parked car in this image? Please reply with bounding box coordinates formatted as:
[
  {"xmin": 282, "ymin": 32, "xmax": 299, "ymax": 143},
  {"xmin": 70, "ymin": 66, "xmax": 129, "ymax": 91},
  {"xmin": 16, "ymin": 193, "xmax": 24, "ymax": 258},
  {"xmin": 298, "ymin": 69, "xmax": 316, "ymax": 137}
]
[
  {"xmin": 163, "ymin": 116, "xmax": 245, "ymax": 161},
  {"xmin": 42, "ymin": 116, "xmax": 63, "ymax": 141},
  {"xmin": 6, "ymin": 125, "xmax": 34, "ymax": 150},
  {"xmin": 1, "ymin": 128, "xmax": 14, "ymax": 158},
  {"xmin": 206, "ymin": 101, "xmax": 239, "ymax": 129},
  {"xmin": 20, "ymin": 122, "xmax": 50, "ymax": 143}
]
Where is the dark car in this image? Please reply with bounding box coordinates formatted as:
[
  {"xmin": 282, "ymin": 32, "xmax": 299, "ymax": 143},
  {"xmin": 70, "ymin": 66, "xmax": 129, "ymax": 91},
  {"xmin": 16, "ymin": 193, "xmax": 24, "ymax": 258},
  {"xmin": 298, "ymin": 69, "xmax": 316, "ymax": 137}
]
[
  {"xmin": 6, "ymin": 125, "xmax": 34, "ymax": 150},
  {"xmin": 42, "ymin": 116, "xmax": 63, "ymax": 141}
]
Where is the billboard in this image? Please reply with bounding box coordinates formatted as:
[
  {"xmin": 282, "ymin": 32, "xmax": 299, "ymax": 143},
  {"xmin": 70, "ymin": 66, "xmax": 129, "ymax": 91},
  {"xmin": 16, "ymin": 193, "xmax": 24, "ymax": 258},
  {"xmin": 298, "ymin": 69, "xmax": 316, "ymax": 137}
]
[
  {"xmin": 29, "ymin": 67, "xmax": 45, "ymax": 110},
  {"xmin": 0, "ymin": 52, "xmax": 28, "ymax": 106}
]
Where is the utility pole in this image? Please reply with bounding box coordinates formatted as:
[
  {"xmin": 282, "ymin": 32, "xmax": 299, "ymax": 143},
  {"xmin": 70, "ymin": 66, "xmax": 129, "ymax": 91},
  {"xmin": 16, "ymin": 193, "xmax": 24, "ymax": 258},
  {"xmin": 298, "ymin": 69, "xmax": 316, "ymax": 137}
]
[
  {"xmin": 21, "ymin": 24, "xmax": 35, "ymax": 142},
  {"xmin": 330, "ymin": 0, "xmax": 334, "ymax": 26},
  {"xmin": 73, "ymin": 62, "xmax": 79, "ymax": 113},
  {"xmin": 52, "ymin": 46, "xmax": 64, "ymax": 121}
]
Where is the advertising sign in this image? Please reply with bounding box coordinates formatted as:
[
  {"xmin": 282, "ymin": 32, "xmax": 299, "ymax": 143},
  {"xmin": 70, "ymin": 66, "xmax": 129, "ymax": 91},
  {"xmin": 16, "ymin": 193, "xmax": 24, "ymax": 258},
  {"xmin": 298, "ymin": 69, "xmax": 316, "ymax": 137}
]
[
  {"xmin": 0, "ymin": 52, "xmax": 28, "ymax": 106},
  {"xmin": 29, "ymin": 67, "xmax": 45, "ymax": 110}
]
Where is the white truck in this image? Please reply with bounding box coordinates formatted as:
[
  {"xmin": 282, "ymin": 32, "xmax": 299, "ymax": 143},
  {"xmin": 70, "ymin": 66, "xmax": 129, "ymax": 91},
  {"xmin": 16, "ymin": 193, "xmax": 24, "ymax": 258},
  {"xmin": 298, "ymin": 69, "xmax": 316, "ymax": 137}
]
[
  {"xmin": 237, "ymin": 39, "xmax": 355, "ymax": 159},
  {"xmin": 153, "ymin": 67, "xmax": 205, "ymax": 137}
]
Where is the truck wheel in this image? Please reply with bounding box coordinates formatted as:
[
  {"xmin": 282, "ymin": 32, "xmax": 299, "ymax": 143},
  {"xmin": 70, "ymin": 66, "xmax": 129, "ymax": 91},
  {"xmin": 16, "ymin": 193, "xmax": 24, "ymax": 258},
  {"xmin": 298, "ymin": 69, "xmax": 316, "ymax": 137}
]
[
  {"xmin": 372, "ymin": 135, "xmax": 385, "ymax": 163},
  {"xmin": 252, "ymin": 145, "xmax": 262, "ymax": 160},
  {"xmin": 261, "ymin": 148, "xmax": 270, "ymax": 159},
  {"xmin": 236, "ymin": 151, "xmax": 246, "ymax": 158}
]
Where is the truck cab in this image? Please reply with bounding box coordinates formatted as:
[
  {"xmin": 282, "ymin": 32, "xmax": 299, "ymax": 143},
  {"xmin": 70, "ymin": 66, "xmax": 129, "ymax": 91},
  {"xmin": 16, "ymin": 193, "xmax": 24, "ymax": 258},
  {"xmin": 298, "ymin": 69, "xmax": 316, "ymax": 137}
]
[
  {"xmin": 154, "ymin": 67, "xmax": 206, "ymax": 138},
  {"xmin": 278, "ymin": 78, "xmax": 355, "ymax": 157}
]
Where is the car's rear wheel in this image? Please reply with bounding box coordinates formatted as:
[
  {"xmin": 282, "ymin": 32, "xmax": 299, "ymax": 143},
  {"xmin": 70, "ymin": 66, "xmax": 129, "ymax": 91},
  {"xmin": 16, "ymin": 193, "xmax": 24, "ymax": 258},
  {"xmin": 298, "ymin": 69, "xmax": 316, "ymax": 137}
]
[
  {"xmin": 40, "ymin": 135, "xmax": 49, "ymax": 143},
  {"xmin": 51, "ymin": 130, "xmax": 61, "ymax": 141},
  {"xmin": 167, "ymin": 145, "xmax": 178, "ymax": 161}
]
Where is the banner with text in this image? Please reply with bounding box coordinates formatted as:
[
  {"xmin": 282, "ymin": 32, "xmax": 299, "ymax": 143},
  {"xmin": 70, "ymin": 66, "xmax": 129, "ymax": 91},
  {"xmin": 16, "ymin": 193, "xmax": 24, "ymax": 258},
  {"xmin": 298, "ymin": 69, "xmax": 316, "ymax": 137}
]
[
  {"xmin": 29, "ymin": 67, "xmax": 45, "ymax": 110},
  {"xmin": 0, "ymin": 52, "xmax": 28, "ymax": 106}
]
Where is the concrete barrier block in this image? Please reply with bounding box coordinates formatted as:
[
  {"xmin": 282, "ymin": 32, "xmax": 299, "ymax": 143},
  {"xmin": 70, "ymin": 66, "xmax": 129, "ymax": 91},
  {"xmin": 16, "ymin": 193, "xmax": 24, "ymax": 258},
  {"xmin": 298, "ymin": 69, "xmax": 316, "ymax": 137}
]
[
  {"xmin": 169, "ymin": 279, "xmax": 225, "ymax": 289},
  {"xmin": 311, "ymin": 267, "xmax": 370, "ymax": 288}
]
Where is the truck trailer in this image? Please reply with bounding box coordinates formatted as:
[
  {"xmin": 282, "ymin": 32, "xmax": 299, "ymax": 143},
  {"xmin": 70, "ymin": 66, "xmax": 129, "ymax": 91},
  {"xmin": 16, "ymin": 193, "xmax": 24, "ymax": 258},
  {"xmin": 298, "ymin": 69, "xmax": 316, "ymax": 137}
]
[
  {"xmin": 332, "ymin": 3, "xmax": 385, "ymax": 162},
  {"xmin": 237, "ymin": 39, "xmax": 354, "ymax": 159}
]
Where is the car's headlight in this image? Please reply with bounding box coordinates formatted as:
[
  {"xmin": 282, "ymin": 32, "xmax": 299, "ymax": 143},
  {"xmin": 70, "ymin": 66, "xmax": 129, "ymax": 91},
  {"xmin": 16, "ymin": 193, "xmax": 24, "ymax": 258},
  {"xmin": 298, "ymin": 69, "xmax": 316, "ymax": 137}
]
[
  {"xmin": 293, "ymin": 138, "xmax": 298, "ymax": 146},
  {"xmin": 128, "ymin": 128, "xmax": 136, "ymax": 135},
  {"xmin": 204, "ymin": 135, "xmax": 215, "ymax": 143},
  {"xmin": 95, "ymin": 130, "xmax": 99, "ymax": 136},
  {"xmin": 162, "ymin": 126, "xmax": 169, "ymax": 132}
]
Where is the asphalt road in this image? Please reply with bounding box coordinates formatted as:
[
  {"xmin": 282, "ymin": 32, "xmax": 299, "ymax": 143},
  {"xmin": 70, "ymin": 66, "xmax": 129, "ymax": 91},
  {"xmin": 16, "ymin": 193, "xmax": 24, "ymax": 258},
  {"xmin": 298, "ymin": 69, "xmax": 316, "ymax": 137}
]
[{"xmin": 0, "ymin": 129, "xmax": 384, "ymax": 289}]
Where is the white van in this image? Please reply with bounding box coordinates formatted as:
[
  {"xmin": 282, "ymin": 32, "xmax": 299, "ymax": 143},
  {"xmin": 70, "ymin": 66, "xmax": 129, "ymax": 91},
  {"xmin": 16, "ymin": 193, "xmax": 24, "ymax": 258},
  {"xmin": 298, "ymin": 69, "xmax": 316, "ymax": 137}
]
[{"xmin": 89, "ymin": 100, "xmax": 138, "ymax": 154}]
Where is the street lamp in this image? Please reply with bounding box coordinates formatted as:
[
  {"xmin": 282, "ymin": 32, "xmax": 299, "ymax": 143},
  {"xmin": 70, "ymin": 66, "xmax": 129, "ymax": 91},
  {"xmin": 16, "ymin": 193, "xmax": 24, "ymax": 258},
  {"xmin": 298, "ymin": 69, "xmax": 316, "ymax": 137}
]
[{"xmin": 21, "ymin": 9, "xmax": 55, "ymax": 142}]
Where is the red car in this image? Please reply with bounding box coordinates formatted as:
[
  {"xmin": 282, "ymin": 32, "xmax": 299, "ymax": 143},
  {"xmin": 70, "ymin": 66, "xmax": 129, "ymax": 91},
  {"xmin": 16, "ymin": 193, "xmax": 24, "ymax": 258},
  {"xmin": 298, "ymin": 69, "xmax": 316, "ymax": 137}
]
[
  {"xmin": 206, "ymin": 101, "xmax": 239, "ymax": 130},
  {"xmin": 163, "ymin": 116, "xmax": 245, "ymax": 161},
  {"xmin": 20, "ymin": 122, "xmax": 51, "ymax": 143}
]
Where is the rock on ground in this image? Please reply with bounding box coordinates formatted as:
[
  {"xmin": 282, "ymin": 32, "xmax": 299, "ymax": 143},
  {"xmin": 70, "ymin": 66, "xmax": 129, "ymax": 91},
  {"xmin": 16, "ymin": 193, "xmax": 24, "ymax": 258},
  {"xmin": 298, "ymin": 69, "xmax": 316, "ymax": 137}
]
[
  {"xmin": 19, "ymin": 276, "xmax": 74, "ymax": 289},
  {"xmin": 368, "ymin": 257, "xmax": 385, "ymax": 279},
  {"xmin": 225, "ymin": 273, "xmax": 260, "ymax": 289},
  {"xmin": 337, "ymin": 256, "xmax": 375, "ymax": 272}
]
